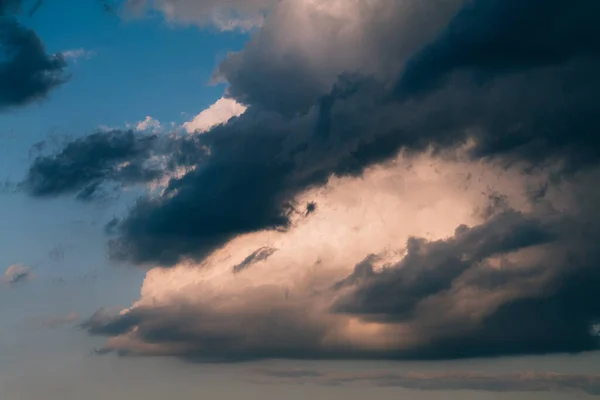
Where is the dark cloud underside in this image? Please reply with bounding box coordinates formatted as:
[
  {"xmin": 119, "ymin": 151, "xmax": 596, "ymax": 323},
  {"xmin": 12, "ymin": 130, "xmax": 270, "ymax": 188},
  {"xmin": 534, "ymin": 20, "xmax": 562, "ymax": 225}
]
[
  {"xmin": 22, "ymin": 130, "xmax": 162, "ymax": 201},
  {"xmin": 0, "ymin": 10, "xmax": 67, "ymax": 110}
]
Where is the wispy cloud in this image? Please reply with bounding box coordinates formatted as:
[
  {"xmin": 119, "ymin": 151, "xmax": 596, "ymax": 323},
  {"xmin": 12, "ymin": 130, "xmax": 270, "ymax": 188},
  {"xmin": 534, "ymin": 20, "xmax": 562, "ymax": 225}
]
[
  {"xmin": 61, "ymin": 48, "xmax": 95, "ymax": 63},
  {"xmin": 255, "ymin": 369, "xmax": 600, "ymax": 396}
]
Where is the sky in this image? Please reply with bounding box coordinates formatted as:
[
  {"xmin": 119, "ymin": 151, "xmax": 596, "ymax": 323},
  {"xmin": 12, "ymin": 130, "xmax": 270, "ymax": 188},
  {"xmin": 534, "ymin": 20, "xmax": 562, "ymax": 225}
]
[{"xmin": 1, "ymin": 0, "xmax": 600, "ymax": 399}]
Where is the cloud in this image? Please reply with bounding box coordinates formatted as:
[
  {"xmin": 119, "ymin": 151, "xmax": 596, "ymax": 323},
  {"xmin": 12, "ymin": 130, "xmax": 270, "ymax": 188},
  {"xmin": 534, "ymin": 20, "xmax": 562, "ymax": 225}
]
[
  {"xmin": 61, "ymin": 48, "xmax": 95, "ymax": 63},
  {"xmin": 214, "ymin": 0, "xmax": 464, "ymax": 115},
  {"xmin": 232, "ymin": 246, "xmax": 277, "ymax": 274},
  {"xmin": 0, "ymin": 4, "xmax": 68, "ymax": 110},
  {"xmin": 0, "ymin": 0, "xmax": 24, "ymax": 15},
  {"xmin": 26, "ymin": 0, "xmax": 600, "ymax": 361},
  {"xmin": 2, "ymin": 264, "xmax": 34, "ymax": 285},
  {"xmin": 21, "ymin": 130, "xmax": 171, "ymax": 201},
  {"xmin": 124, "ymin": 0, "xmax": 274, "ymax": 31},
  {"xmin": 396, "ymin": 0, "xmax": 600, "ymax": 97},
  {"xmin": 255, "ymin": 369, "xmax": 600, "ymax": 396},
  {"xmin": 83, "ymin": 153, "xmax": 600, "ymax": 361},
  {"xmin": 183, "ymin": 97, "xmax": 246, "ymax": 134},
  {"xmin": 135, "ymin": 116, "xmax": 162, "ymax": 132}
]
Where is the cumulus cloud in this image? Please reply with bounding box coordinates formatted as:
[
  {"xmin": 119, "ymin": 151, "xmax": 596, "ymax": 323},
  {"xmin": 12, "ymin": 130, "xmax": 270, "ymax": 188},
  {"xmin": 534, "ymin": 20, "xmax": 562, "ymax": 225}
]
[
  {"xmin": 135, "ymin": 116, "xmax": 162, "ymax": 132},
  {"xmin": 214, "ymin": 0, "xmax": 465, "ymax": 115},
  {"xmin": 183, "ymin": 97, "xmax": 246, "ymax": 134},
  {"xmin": 0, "ymin": 2, "xmax": 68, "ymax": 110},
  {"xmin": 25, "ymin": 0, "xmax": 600, "ymax": 362},
  {"xmin": 255, "ymin": 369, "xmax": 600, "ymax": 396},
  {"xmin": 2, "ymin": 264, "xmax": 34, "ymax": 285}
]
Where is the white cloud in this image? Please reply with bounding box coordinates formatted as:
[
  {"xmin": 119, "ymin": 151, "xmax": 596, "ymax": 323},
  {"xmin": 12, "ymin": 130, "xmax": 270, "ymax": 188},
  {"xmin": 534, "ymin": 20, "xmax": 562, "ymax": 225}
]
[
  {"xmin": 62, "ymin": 48, "xmax": 95, "ymax": 63},
  {"xmin": 135, "ymin": 116, "xmax": 162, "ymax": 132},
  {"xmin": 183, "ymin": 97, "xmax": 246, "ymax": 134}
]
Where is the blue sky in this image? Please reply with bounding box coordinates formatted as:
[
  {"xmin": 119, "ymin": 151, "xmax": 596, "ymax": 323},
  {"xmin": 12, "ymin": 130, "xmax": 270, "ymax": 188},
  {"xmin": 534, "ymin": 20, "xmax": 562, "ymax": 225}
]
[
  {"xmin": 0, "ymin": 0, "xmax": 245, "ymax": 310},
  {"xmin": 0, "ymin": 3, "xmax": 251, "ymax": 396},
  {"xmin": 1, "ymin": 1, "xmax": 600, "ymax": 399}
]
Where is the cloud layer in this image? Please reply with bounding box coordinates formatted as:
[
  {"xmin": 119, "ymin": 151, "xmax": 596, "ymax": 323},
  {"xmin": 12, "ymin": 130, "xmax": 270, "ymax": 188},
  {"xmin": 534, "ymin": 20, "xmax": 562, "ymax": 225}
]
[
  {"xmin": 23, "ymin": 0, "xmax": 600, "ymax": 363},
  {"xmin": 255, "ymin": 368, "xmax": 600, "ymax": 396}
]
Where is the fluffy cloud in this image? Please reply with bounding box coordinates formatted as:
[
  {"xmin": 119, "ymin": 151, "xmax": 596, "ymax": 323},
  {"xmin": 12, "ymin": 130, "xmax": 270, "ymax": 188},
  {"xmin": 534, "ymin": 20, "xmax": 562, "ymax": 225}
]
[
  {"xmin": 2, "ymin": 264, "xmax": 34, "ymax": 285},
  {"xmin": 26, "ymin": 0, "xmax": 600, "ymax": 362},
  {"xmin": 183, "ymin": 97, "xmax": 246, "ymax": 134},
  {"xmin": 214, "ymin": 0, "xmax": 464, "ymax": 115},
  {"xmin": 256, "ymin": 369, "xmax": 600, "ymax": 396},
  {"xmin": 135, "ymin": 116, "xmax": 162, "ymax": 132},
  {"xmin": 0, "ymin": 2, "xmax": 68, "ymax": 110}
]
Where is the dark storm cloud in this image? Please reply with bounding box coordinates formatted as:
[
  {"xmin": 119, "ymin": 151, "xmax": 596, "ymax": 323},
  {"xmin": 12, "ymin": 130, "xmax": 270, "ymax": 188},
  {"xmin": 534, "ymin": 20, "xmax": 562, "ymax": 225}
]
[
  {"xmin": 257, "ymin": 369, "xmax": 600, "ymax": 396},
  {"xmin": 0, "ymin": 0, "xmax": 23, "ymax": 15},
  {"xmin": 0, "ymin": 3, "xmax": 68, "ymax": 110},
  {"xmin": 391, "ymin": 0, "xmax": 600, "ymax": 170},
  {"xmin": 232, "ymin": 246, "xmax": 278, "ymax": 273},
  {"xmin": 25, "ymin": 0, "xmax": 600, "ymax": 361},
  {"xmin": 22, "ymin": 0, "xmax": 600, "ymax": 267},
  {"xmin": 21, "ymin": 130, "xmax": 171, "ymax": 201},
  {"xmin": 107, "ymin": 113, "xmax": 298, "ymax": 265},
  {"xmin": 396, "ymin": 0, "xmax": 600, "ymax": 96}
]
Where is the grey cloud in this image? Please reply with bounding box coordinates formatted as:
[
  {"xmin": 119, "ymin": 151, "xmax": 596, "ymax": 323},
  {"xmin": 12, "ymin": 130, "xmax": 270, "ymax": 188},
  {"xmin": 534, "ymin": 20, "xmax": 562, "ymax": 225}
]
[
  {"xmin": 257, "ymin": 369, "xmax": 600, "ymax": 396},
  {"xmin": 82, "ymin": 298, "xmax": 344, "ymax": 361},
  {"xmin": 0, "ymin": 6, "xmax": 68, "ymax": 110},
  {"xmin": 396, "ymin": 0, "xmax": 600, "ymax": 96},
  {"xmin": 25, "ymin": 0, "xmax": 600, "ymax": 361},
  {"xmin": 333, "ymin": 179, "xmax": 600, "ymax": 359},
  {"xmin": 25, "ymin": 0, "xmax": 600, "ymax": 267},
  {"xmin": 81, "ymin": 190, "xmax": 600, "ymax": 361},
  {"xmin": 21, "ymin": 130, "xmax": 172, "ymax": 201},
  {"xmin": 216, "ymin": 0, "xmax": 463, "ymax": 115},
  {"xmin": 332, "ymin": 211, "xmax": 556, "ymax": 321},
  {"xmin": 107, "ymin": 119, "xmax": 296, "ymax": 265},
  {"xmin": 0, "ymin": 0, "xmax": 23, "ymax": 15},
  {"xmin": 232, "ymin": 246, "xmax": 278, "ymax": 274}
]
